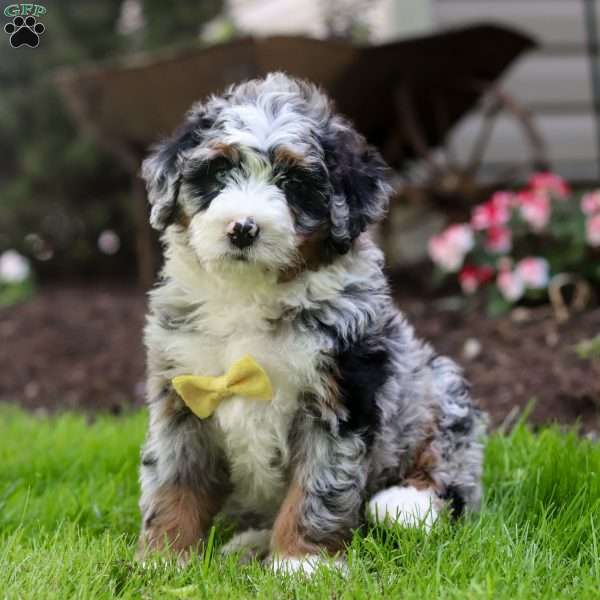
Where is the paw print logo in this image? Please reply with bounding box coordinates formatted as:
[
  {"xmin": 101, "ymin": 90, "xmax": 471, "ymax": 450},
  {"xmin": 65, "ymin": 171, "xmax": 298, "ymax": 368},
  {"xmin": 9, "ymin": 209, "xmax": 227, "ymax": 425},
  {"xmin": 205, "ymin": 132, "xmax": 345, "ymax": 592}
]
[{"xmin": 4, "ymin": 16, "xmax": 45, "ymax": 48}]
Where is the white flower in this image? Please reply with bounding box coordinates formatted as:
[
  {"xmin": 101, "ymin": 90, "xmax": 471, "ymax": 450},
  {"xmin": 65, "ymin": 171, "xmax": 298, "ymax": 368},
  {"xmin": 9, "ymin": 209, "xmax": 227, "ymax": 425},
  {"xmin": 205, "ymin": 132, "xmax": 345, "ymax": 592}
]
[
  {"xmin": 117, "ymin": 0, "xmax": 145, "ymax": 35},
  {"xmin": 515, "ymin": 257, "xmax": 550, "ymax": 289},
  {"xmin": 97, "ymin": 230, "xmax": 121, "ymax": 255},
  {"xmin": 0, "ymin": 250, "xmax": 31, "ymax": 284}
]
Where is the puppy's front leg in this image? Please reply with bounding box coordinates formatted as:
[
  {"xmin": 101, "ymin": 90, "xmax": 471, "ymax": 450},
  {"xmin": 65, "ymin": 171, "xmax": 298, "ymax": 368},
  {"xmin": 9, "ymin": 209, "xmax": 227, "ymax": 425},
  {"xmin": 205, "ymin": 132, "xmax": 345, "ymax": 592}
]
[
  {"xmin": 270, "ymin": 409, "xmax": 368, "ymax": 574},
  {"xmin": 137, "ymin": 389, "xmax": 230, "ymax": 560}
]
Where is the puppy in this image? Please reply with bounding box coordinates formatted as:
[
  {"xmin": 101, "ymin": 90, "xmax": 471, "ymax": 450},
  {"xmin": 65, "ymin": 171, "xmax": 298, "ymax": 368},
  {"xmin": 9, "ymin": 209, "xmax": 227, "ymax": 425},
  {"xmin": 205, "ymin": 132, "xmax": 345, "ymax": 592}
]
[{"xmin": 138, "ymin": 73, "xmax": 485, "ymax": 573}]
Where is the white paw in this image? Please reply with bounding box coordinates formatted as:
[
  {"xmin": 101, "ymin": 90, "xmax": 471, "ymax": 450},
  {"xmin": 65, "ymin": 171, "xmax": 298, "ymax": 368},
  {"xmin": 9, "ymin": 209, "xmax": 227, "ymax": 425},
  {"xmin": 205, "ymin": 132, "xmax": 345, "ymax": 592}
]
[
  {"xmin": 367, "ymin": 485, "xmax": 439, "ymax": 531},
  {"xmin": 270, "ymin": 554, "xmax": 347, "ymax": 576},
  {"xmin": 221, "ymin": 528, "xmax": 271, "ymax": 561}
]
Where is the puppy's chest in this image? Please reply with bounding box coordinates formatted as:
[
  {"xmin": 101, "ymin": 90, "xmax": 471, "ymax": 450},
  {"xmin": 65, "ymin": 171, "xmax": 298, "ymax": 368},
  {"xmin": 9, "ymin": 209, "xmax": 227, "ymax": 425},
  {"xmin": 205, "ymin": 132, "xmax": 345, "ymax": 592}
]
[{"xmin": 173, "ymin": 303, "xmax": 320, "ymax": 510}]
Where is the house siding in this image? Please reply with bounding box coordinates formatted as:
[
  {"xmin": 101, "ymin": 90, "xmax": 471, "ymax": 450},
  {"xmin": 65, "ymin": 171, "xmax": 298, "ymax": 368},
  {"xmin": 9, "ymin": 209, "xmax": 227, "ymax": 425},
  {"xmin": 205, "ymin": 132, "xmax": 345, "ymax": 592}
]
[
  {"xmin": 228, "ymin": 0, "xmax": 431, "ymax": 42},
  {"xmin": 432, "ymin": 0, "xmax": 599, "ymax": 181}
]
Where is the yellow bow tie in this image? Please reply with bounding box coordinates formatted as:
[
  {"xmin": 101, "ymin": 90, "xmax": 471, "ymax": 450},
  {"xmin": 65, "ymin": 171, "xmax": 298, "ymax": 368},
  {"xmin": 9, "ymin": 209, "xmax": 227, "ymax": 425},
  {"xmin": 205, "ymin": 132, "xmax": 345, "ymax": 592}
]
[{"xmin": 172, "ymin": 355, "xmax": 273, "ymax": 419}]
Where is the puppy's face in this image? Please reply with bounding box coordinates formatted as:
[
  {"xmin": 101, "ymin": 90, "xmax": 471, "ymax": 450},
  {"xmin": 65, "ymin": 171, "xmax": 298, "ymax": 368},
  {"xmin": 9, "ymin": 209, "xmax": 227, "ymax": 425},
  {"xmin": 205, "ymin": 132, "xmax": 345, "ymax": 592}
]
[
  {"xmin": 177, "ymin": 142, "xmax": 329, "ymax": 273},
  {"xmin": 142, "ymin": 73, "xmax": 390, "ymax": 277}
]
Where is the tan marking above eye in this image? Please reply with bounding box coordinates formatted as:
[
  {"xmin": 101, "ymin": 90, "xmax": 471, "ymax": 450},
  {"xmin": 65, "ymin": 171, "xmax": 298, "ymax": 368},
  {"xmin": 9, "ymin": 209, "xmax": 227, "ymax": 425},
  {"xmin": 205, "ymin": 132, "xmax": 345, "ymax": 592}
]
[
  {"xmin": 272, "ymin": 146, "xmax": 307, "ymax": 168},
  {"xmin": 206, "ymin": 142, "xmax": 240, "ymax": 164}
]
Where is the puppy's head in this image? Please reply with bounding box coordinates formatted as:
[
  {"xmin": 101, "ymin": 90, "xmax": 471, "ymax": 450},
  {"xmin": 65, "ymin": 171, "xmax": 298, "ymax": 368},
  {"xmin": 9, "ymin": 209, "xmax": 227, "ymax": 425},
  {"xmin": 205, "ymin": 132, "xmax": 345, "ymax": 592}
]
[{"xmin": 142, "ymin": 73, "xmax": 390, "ymax": 277}]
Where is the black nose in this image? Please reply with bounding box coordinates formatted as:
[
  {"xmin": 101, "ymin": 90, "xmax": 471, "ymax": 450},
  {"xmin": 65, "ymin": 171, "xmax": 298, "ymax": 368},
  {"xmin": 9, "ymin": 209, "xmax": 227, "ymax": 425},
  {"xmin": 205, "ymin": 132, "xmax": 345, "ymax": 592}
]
[{"xmin": 227, "ymin": 217, "xmax": 260, "ymax": 249}]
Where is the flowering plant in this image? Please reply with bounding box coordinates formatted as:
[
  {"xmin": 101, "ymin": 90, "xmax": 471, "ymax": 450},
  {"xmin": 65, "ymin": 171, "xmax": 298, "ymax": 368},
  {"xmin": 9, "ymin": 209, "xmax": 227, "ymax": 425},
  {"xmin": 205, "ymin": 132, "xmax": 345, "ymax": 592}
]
[
  {"xmin": 0, "ymin": 249, "xmax": 34, "ymax": 306},
  {"xmin": 428, "ymin": 172, "xmax": 600, "ymax": 314}
]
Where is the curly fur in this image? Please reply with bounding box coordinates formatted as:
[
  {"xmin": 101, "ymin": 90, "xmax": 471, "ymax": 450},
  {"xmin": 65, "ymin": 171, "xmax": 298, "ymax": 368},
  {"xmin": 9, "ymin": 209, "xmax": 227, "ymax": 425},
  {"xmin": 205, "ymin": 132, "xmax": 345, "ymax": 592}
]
[{"xmin": 138, "ymin": 73, "xmax": 485, "ymax": 566}]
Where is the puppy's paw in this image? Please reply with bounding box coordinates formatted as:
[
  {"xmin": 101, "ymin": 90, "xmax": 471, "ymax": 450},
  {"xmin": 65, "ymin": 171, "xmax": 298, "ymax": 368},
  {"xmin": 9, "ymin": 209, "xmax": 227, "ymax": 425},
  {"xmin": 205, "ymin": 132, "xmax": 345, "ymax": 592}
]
[
  {"xmin": 269, "ymin": 554, "xmax": 348, "ymax": 576},
  {"xmin": 367, "ymin": 485, "xmax": 439, "ymax": 531},
  {"xmin": 220, "ymin": 528, "xmax": 271, "ymax": 563}
]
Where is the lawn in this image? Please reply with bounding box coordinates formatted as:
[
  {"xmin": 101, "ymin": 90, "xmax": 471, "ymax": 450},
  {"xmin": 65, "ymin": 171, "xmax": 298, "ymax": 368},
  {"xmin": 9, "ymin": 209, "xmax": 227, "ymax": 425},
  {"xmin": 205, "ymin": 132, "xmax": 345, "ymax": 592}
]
[{"xmin": 1, "ymin": 407, "xmax": 599, "ymax": 599}]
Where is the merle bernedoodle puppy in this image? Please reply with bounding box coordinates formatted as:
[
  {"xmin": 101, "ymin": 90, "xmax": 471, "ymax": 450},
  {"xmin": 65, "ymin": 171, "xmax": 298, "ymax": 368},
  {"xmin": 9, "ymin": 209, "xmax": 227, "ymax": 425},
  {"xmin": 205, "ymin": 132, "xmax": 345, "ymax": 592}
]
[{"xmin": 138, "ymin": 73, "xmax": 485, "ymax": 573}]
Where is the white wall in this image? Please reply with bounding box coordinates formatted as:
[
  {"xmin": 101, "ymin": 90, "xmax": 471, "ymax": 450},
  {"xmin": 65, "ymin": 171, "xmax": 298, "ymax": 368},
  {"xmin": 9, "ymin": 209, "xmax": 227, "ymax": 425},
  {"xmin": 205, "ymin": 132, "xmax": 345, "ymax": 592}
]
[
  {"xmin": 432, "ymin": 0, "xmax": 599, "ymax": 182},
  {"xmin": 226, "ymin": 1, "xmax": 598, "ymax": 180},
  {"xmin": 228, "ymin": 0, "xmax": 432, "ymax": 42}
]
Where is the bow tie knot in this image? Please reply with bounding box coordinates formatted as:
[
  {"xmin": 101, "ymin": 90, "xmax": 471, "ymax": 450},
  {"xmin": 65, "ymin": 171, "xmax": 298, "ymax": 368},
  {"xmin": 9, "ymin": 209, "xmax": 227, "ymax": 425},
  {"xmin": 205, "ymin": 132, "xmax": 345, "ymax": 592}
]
[{"xmin": 172, "ymin": 355, "xmax": 273, "ymax": 419}]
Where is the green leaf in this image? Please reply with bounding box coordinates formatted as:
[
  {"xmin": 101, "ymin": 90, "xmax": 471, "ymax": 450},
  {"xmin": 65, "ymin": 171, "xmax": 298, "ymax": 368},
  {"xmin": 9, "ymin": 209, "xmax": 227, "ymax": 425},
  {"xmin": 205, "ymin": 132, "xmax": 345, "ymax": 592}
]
[
  {"xmin": 574, "ymin": 336, "xmax": 600, "ymax": 360},
  {"xmin": 161, "ymin": 585, "xmax": 199, "ymax": 598},
  {"xmin": 486, "ymin": 287, "xmax": 513, "ymax": 317},
  {"xmin": 0, "ymin": 280, "xmax": 34, "ymax": 307}
]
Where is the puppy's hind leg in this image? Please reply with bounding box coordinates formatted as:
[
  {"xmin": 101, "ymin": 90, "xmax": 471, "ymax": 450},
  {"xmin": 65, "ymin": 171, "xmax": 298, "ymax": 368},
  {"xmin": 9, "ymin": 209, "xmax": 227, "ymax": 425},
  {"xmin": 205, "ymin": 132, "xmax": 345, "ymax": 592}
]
[
  {"xmin": 366, "ymin": 485, "xmax": 441, "ymax": 531},
  {"xmin": 367, "ymin": 355, "xmax": 485, "ymax": 533},
  {"xmin": 138, "ymin": 390, "xmax": 230, "ymax": 562}
]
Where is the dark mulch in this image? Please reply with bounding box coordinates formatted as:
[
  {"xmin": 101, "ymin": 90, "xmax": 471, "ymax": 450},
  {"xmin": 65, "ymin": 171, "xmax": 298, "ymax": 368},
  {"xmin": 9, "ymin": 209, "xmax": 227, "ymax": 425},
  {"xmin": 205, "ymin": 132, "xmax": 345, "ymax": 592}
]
[
  {"xmin": 0, "ymin": 284, "xmax": 147, "ymax": 414},
  {"xmin": 1, "ymin": 283, "xmax": 598, "ymax": 431},
  {"xmin": 398, "ymin": 297, "xmax": 599, "ymax": 432}
]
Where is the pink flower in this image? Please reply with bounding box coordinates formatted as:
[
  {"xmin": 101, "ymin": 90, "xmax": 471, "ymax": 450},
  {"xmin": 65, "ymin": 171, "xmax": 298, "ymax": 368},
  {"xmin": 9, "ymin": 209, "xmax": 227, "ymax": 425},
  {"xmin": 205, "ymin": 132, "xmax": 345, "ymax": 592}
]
[
  {"xmin": 581, "ymin": 191, "xmax": 600, "ymax": 216},
  {"xmin": 516, "ymin": 257, "xmax": 549, "ymax": 289},
  {"xmin": 459, "ymin": 266, "xmax": 479, "ymax": 294},
  {"xmin": 586, "ymin": 214, "xmax": 600, "ymax": 247},
  {"xmin": 471, "ymin": 192, "xmax": 512, "ymax": 230},
  {"xmin": 459, "ymin": 265, "xmax": 495, "ymax": 295},
  {"xmin": 485, "ymin": 226, "xmax": 512, "ymax": 253},
  {"xmin": 478, "ymin": 265, "xmax": 495, "ymax": 284},
  {"xmin": 497, "ymin": 269, "xmax": 525, "ymax": 302},
  {"xmin": 516, "ymin": 189, "xmax": 551, "ymax": 231},
  {"xmin": 428, "ymin": 224, "xmax": 474, "ymax": 272},
  {"xmin": 528, "ymin": 171, "xmax": 570, "ymax": 199}
]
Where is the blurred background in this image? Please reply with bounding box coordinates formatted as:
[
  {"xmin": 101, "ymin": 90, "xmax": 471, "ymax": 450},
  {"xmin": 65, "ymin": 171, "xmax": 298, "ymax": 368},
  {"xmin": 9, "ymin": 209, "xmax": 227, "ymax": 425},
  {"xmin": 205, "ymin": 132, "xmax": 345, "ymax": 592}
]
[{"xmin": 1, "ymin": 0, "xmax": 599, "ymax": 432}]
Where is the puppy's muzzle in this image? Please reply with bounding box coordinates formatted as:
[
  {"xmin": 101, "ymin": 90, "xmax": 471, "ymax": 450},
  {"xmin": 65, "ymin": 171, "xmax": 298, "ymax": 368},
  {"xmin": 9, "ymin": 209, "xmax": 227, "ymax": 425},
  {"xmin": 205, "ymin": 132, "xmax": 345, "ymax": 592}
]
[{"xmin": 226, "ymin": 217, "xmax": 260, "ymax": 249}]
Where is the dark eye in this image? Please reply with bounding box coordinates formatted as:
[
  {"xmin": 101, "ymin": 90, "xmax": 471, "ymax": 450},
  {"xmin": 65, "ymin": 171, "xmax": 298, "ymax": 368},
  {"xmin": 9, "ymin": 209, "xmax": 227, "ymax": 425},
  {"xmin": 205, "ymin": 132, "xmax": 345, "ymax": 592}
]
[
  {"xmin": 276, "ymin": 167, "xmax": 309, "ymax": 195},
  {"xmin": 215, "ymin": 169, "xmax": 228, "ymax": 184},
  {"xmin": 276, "ymin": 166, "xmax": 329, "ymax": 222},
  {"xmin": 183, "ymin": 156, "xmax": 232, "ymax": 209}
]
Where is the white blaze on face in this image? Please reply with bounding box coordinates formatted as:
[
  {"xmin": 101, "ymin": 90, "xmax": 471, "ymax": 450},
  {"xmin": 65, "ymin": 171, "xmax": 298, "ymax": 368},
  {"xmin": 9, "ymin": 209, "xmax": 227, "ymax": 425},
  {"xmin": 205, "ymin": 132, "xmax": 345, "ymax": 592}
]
[
  {"xmin": 186, "ymin": 175, "xmax": 297, "ymax": 271},
  {"xmin": 221, "ymin": 101, "xmax": 317, "ymax": 156}
]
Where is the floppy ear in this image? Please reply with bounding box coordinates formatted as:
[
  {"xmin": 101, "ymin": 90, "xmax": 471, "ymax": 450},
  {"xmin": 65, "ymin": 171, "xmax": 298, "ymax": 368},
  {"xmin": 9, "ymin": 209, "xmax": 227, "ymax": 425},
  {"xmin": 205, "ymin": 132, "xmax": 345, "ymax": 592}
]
[
  {"xmin": 323, "ymin": 116, "xmax": 391, "ymax": 254},
  {"xmin": 141, "ymin": 117, "xmax": 204, "ymax": 231}
]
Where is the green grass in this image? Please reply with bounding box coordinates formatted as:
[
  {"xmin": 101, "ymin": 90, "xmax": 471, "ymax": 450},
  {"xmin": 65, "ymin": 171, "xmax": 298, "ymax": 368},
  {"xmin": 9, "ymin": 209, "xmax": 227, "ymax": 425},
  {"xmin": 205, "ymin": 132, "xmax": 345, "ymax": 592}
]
[{"xmin": 1, "ymin": 407, "xmax": 599, "ymax": 599}]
